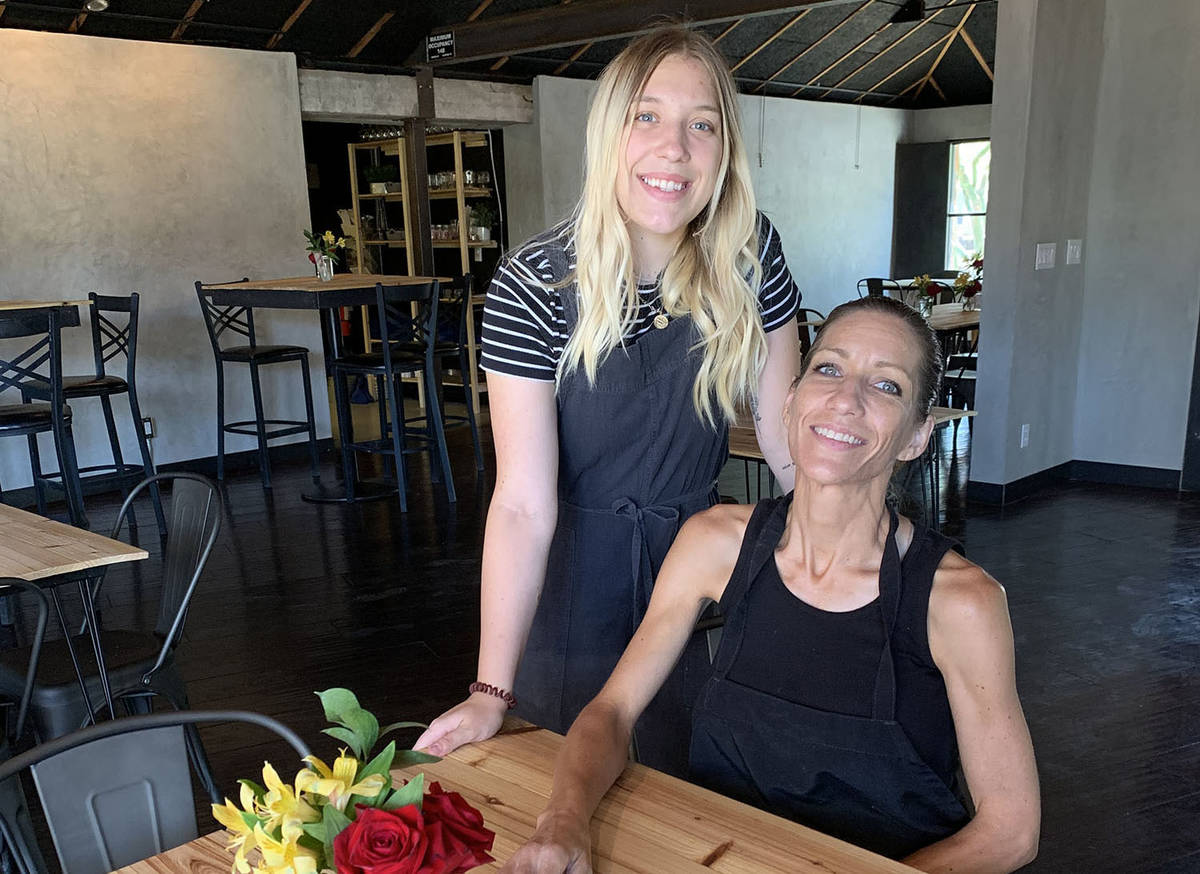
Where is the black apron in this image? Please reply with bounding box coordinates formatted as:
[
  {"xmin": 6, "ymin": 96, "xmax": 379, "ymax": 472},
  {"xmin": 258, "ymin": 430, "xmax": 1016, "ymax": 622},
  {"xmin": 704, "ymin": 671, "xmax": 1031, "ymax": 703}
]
[
  {"xmin": 689, "ymin": 496, "xmax": 971, "ymax": 859},
  {"xmin": 513, "ymin": 272, "xmax": 726, "ymax": 777}
]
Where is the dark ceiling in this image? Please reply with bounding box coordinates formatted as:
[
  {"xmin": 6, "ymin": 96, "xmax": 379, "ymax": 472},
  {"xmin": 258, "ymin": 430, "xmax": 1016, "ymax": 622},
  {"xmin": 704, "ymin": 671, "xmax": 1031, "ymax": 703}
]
[{"xmin": 0, "ymin": 0, "xmax": 995, "ymax": 108}]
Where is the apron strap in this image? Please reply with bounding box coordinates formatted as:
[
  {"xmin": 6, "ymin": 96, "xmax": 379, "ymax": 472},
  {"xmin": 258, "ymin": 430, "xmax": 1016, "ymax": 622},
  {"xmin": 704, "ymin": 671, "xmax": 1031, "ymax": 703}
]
[
  {"xmin": 871, "ymin": 506, "xmax": 903, "ymax": 721},
  {"xmin": 710, "ymin": 495, "xmax": 792, "ymax": 676}
]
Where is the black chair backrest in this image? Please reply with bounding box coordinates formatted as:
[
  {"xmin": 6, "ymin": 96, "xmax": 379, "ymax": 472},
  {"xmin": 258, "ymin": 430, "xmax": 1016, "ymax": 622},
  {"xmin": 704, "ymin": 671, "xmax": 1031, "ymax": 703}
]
[
  {"xmin": 194, "ymin": 279, "xmax": 256, "ymax": 354},
  {"xmin": 87, "ymin": 292, "xmax": 140, "ymax": 382},
  {"xmin": 0, "ymin": 309, "xmax": 65, "ymax": 404},
  {"xmin": 106, "ymin": 473, "xmax": 222, "ymax": 684},
  {"xmin": 857, "ymin": 278, "xmax": 905, "ymax": 299},
  {"xmin": 0, "ymin": 580, "xmax": 51, "ymax": 744},
  {"xmin": 0, "ymin": 711, "xmax": 310, "ymax": 874},
  {"xmin": 374, "ymin": 281, "xmax": 440, "ymax": 375},
  {"xmin": 437, "ymin": 274, "xmax": 474, "ymax": 347}
]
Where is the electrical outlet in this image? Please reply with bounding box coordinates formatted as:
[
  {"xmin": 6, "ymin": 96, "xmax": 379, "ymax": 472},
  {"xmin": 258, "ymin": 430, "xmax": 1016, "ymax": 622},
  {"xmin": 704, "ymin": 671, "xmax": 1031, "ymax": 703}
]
[
  {"xmin": 1020, "ymin": 423, "xmax": 1030, "ymax": 448},
  {"xmin": 141, "ymin": 416, "xmax": 155, "ymax": 439},
  {"xmin": 1035, "ymin": 243, "xmax": 1056, "ymax": 270},
  {"xmin": 1066, "ymin": 238, "xmax": 1083, "ymax": 265}
]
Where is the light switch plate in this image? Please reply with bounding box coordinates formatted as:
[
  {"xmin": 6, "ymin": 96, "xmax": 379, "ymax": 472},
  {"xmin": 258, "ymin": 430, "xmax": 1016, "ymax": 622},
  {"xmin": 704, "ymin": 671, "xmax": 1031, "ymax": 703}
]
[
  {"xmin": 1066, "ymin": 239, "xmax": 1083, "ymax": 265},
  {"xmin": 1035, "ymin": 242, "xmax": 1057, "ymax": 270}
]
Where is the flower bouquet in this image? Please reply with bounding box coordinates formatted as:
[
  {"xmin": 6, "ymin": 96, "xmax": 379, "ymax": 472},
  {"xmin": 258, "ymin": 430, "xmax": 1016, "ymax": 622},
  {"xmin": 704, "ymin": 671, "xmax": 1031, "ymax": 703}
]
[
  {"xmin": 213, "ymin": 689, "xmax": 495, "ymax": 874},
  {"xmin": 305, "ymin": 230, "xmax": 346, "ymax": 281},
  {"xmin": 954, "ymin": 254, "xmax": 983, "ymax": 310}
]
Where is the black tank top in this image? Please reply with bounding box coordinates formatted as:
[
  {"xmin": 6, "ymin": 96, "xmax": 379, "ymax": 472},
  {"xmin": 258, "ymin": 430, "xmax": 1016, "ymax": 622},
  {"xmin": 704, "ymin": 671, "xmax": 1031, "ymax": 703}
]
[{"xmin": 725, "ymin": 501, "xmax": 961, "ymax": 787}]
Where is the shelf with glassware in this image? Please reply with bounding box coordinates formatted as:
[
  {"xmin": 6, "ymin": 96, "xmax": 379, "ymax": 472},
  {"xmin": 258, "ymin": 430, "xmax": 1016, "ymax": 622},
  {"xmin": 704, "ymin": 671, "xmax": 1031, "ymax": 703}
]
[{"xmin": 346, "ymin": 131, "xmax": 500, "ymax": 413}]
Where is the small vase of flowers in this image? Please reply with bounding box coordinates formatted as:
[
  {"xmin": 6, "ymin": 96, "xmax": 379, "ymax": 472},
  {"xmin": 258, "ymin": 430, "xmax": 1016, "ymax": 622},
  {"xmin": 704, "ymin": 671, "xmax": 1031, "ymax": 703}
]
[
  {"xmin": 955, "ymin": 253, "xmax": 983, "ymax": 310},
  {"xmin": 213, "ymin": 689, "xmax": 494, "ymax": 874},
  {"xmin": 305, "ymin": 230, "xmax": 346, "ymax": 282}
]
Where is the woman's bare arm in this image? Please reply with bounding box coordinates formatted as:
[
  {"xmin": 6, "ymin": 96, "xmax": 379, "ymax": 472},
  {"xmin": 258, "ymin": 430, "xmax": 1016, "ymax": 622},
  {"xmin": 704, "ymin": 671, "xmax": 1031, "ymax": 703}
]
[{"xmin": 754, "ymin": 321, "xmax": 800, "ymax": 491}]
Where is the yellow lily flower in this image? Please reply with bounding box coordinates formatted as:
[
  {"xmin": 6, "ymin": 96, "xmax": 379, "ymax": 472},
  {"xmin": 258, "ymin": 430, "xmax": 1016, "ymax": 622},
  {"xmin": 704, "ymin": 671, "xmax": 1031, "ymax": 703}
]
[
  {"xmin": 335, "ymin": 237, "xmax": 347, "ymax": 248},
  {"xmin": 211, "ymin": 782, "xmax": 260, "ymax": 874},
  {"xmin": 295, "ymin": 750, "xmax": 387, "ymax": 811},
  {"xmin": 253, "ymin": 824, "xmax": 319, "ymax": 874},
  {"xmin": 257, "ymin": 761, "xmax": 321, "ymax": 841},
  {"xmin": 322, "ymin": 230, "xmax": 336, "ymax": 245}
]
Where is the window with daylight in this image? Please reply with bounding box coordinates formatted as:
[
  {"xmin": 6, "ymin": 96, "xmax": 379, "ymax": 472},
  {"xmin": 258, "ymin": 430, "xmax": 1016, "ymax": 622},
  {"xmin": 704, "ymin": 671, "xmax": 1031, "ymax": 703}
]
[{"xmin": 946, "ymin": 140, "xmax": 990, "ymax": 270}]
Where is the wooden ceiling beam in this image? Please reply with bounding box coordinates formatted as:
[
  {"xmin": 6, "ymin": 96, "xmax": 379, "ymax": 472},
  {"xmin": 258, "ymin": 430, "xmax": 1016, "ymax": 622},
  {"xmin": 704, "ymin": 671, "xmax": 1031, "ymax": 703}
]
[
  {"xmin": 553, "ymin": 41, "xmax": 593, "ymax": 75},
  {"xmin": 347, "ymin": 10, "xmax": 395, "ymax": 58},
  {"xmin": 713, "ymin": 19, "xmax": 743, "ymax": 43},
  {"xmin": 791, "ymin": 20, "xmax": 881, "ymax": 96},
  {"xmin": 903, "ymin": 4, "xmax": 975, "ymax": 104},
  {"xmin": 404, "ymin": 0, "xmax": 851, "ymax": 67},
  {"xmin": 928, "ymin": 75, "xmax": 946, "ymax": 101},
  {"xmin": 67, "ymin": 11, "xmax": 86, "ymax": 32},
  {"xmin": 170, "ymin": 0, "xmax": 205, "ymax": 41},
  {"xmin": 817, "ymin": 7, "xmax": 946, "ymax": 99},
  {"xmin": 960, "ymin": 25, "xmax": 994, "ymax": 81},
  {"xmin": 751, "ymin": 1, "xmax": 872, "ymax": 94},
  {"xmin": 266, "ymin": 0, "xmax": 313, "ymax": 50},
  {"xmin": 730, "ymin": 9, "xmax": 811, "ymax": 73},
  {"xmin": 854, "ymin": 28, "xmax": 951, "ymax": 102},
  {"xmin": 466, "ymin": 0, "xmax": 493, "ymax": 21}
]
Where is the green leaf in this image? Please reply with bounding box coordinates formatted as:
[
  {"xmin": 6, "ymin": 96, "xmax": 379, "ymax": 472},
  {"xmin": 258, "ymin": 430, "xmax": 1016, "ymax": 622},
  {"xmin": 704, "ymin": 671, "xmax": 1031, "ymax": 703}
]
[
  {"xmin": 322, "ymin": 726, "xmax": 363, "ymax": 759},
  {"xmin": 358, "ymin": 740, "xmax": 396, "ymax": 782},
  {"xmin": 339, "ymin": 707, "xmax": 379, "ymax": 758},
  {"xmin": 300, "ymin": 821, "xmax": 325, "ymax": 841},
  {"xmin": 392, "ymin": 749, "xmax": 441, "ymax": 767},
  {"xmin": 322, "ymin": 802, "xmax": 353, "ymax": 867},
  {"xmin": 378, "ymin": 721, "xmax": 427, "ymax": 739},
  {"xmin": 238, "ymin": 810, "xmax": 261, "ymax": 831},
  {"xmin": 237, "ymin": 778, "xmax": 267, "ymax": 801},
  {"xmin": 382, "ymin": 773, "xmax": 424, "ymax": 811},
  {"xmin": 316, "ymin": 689, "xmax": 361, "ymax": 724}
]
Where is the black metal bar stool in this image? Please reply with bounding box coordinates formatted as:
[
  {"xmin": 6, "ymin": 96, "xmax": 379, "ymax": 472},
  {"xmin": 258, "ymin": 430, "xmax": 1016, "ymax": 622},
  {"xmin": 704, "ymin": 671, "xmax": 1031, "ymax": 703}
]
[
  {"xmin": 0, "ymin": 307, "xmax": 87, "ymax": 528},
  {"xmin": 330, "ymin": 280, "xmax": 455, "ymax": 512},
  {"xmin": 432, "ymin": 274, "xmax": 484, "ymax": 472},
  {"xmin": 22, "ymin": 293, "xmax": 166, "ymax": 538},
  {"xmin": 195, "ymin": 281, "xmax": 320, "ymax": 489}
]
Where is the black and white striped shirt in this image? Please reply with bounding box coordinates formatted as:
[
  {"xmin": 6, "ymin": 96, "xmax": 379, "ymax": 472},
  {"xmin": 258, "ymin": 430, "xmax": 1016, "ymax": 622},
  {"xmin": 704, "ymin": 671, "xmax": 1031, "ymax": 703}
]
[{"xmin": 481, "ymin": 213, "xmax": 801, "ymax": 381}]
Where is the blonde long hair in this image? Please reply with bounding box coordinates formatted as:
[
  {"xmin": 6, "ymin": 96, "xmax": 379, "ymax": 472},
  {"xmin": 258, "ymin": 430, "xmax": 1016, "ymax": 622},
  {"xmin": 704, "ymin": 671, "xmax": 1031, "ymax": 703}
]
[{"xmin": 559, "ymin": 25, "xmax": 765, "ymax": 427}]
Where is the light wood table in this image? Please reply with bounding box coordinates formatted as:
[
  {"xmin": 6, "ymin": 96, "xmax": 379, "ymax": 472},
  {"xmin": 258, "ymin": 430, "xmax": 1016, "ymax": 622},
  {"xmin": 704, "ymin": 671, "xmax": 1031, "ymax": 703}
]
[
  {"xmin": 119, "ymin": 722, "xmax": 916, "ymax": 874},
  {"xmin": 0, "ymin": 503, "xmax": 148, "ymax": 719},
  {"xmin": 0, "ymin": 300, "xmax": 89, "ymax": 312}
]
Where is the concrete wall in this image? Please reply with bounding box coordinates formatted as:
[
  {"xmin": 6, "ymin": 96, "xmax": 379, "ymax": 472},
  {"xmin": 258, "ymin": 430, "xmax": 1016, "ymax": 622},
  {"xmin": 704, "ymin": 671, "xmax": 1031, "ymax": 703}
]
[
  {"xmin": 0, "ymin": 30, "xmax": 323, "ymax": 490},
  {"xmin": 970, "ymin": 0, "xmax": 1104, "ymax": 487},
  {"xmin": 1072, "ymin": 0, "xmax": 1200, "ymax": 471},
  {"xmin": 906, "ymin": 104, "xmax": 992, "ymax": 143},
  {"xmin": 504, "ymin": 75, "xmax": 908, "ymax": 317}
]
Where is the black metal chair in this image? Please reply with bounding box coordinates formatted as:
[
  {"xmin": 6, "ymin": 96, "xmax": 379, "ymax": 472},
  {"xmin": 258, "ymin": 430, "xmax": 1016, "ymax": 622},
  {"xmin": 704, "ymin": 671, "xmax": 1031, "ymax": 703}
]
[
  {"xmin": 857, "ymin": 278, "xmax": 904, "ymax": 299},
  {"xmin": 0, "ymin": 474, "xmax": 223, "ymax": 799},
  {"xmin": 0, "ymin": 308, "xmax": 87, "ymax": 528},
  {"xmin": 0, "ymin": 710, "xmax": 310, "ymax": 874},
  {"xmin": 22, "ymin": 293, "xmax": 165, "ymax": 538},
  {"xmin": 195, "ymin": 281, "xmax": 320, "ymax": 489},
  {"xmin": 796, "ymin": 307, "xmax": 826, "ymax": 358},
  {"xmin": 432, "ymin": 275, "xmax": 484, "ymax": 472},
  {"xmin": 331, "ymin": 281, "xmax": 455, "ymax": 511}
]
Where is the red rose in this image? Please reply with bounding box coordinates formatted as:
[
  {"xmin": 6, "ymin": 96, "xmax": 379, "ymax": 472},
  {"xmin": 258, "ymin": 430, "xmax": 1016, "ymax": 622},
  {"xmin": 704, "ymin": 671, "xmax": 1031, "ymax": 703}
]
[
  {"xmin": 420, "ymin": 783, "xmax": 495, "ymax": 873},
  {"xmin": 335, "ymin": 805, "xmax": 428, "ymax": 874}
]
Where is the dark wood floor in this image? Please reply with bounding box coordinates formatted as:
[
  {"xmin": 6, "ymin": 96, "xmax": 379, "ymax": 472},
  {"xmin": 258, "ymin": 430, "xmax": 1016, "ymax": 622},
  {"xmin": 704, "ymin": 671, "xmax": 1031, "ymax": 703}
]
[{"xmin": 11, "ymin": 418, "xmax": 1199, "ymax": 873}]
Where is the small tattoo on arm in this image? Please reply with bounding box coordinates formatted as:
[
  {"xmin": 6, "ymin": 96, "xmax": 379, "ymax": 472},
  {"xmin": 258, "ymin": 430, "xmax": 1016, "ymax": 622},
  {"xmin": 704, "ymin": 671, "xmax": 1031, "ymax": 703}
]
[
  {"xmin": 781, "ymin": 462, "xmax": 795, "ymax": 471},
  {"xmin": 749, "ymin": 396, "xmax": 762, "ymax": 423}
]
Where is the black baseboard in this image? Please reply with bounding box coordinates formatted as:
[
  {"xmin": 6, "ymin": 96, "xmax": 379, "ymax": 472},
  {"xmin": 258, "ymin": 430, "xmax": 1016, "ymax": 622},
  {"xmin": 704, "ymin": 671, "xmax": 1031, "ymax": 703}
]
[
  {"xmin": 0, "ymin": 438, "xmax": 335, "ymax": 510},
  {"xmin": 969, "ymin": 459, "xmax": 1181, "ymax": 505}
]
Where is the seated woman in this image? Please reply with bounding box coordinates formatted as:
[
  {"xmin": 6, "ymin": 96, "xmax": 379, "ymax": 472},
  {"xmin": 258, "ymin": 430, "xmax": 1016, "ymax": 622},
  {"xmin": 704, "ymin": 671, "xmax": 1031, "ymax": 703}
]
[{"xmin": 499, "ymin": 295, "xmax": 1040, "ymax": 874}]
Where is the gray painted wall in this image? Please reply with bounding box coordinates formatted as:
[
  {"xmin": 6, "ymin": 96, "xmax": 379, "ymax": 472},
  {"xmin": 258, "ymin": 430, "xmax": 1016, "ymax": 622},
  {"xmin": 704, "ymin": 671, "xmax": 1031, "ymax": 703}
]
[
  {"xmin": 906, "ymin": 104, "xmax": 992, "ymax": 143},
  {"xmin": 503, "ymin": 75, "xmax": 908, "ymax": 317},
  {"xmin": 971, "ymin": 0, "xmax": 1104, "ymax": 486},
  {"xmin": 0, "ymin": 30, "xmax": 324, "ymax": 490},
  {"xmin": 1072, "ymin": 0, "xmax": 1200, "ymax": 471}
]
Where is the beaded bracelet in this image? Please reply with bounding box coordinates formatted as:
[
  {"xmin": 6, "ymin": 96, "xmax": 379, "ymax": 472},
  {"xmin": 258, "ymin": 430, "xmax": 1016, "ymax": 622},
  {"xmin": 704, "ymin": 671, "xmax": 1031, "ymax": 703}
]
[{"xmin": 468, "ymin": 681, "xmax": 517, "ymax": 710}]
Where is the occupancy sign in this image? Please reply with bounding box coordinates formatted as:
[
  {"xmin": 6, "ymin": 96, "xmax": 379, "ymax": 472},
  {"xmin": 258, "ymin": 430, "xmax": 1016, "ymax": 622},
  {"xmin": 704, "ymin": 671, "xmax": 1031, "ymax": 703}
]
[{"xmin": 427, "ymin": 31, "xmax": 454, "ymax": 61}]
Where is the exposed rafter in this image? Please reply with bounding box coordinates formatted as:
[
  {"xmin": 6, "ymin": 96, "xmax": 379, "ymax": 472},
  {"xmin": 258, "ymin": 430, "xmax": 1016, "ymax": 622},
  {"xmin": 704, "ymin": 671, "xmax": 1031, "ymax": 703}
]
[
  {"xmin": 730, "ymin": 9, "xmax": 811, "ymax": 74},
  {"xmin": 960, "ymin": 25, "xmax": 994, "ymax": 80},
  {"xmin": 854, "ymin": 27, "xmax": 953, "ymax": 102},
  {"xmin": 928, "ymin": 75, "xmax": 946, "ymax": 100},
  {"xmin": 466, "ymin": 0, "xmax": 493, "ymax": 20},
  {"xmin": 405, "ymin": 0, "xmax": 846, "ymax": 67},
  {"xmin": 67, "ymin": 11, "xmax": 86, "ymax": 32},
  {"xmin": 266, "ymin": 0, "xmax": 313, "ymax": 51},
  {"xmin": 713, "ymin": 19, "xmax": 743, "ymax": 43},
  {"xmin": 171, "ymin": 0, "xmax": 206, "ymax": 41},
  {"xmin": 347, "ymin": 10, "xmax": 394, "ymax": 58},
  {"xmin": 751, "ymin": 1, "xmax": 873, "ymax": 95},
  {"xmin": 817, "ymin": 7, "xmax": 947, "ymax": 100},
  {"xmin": 903, "ymin": 3, "xmax": 976, "ymax": 103},
  {"xmin": 553, "ymin": 41, "xmax": 593, "ymax": 75},
  {"xmin": 791, "ymin": 21, "xmax": 881, "ymax": 96}
]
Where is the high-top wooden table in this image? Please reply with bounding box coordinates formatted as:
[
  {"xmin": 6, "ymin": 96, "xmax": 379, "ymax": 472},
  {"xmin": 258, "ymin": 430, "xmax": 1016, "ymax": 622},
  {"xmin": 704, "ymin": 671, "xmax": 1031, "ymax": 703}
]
[
  {"xmin": 0, "ymin": 503, "xmax": 147, "ymax": 720},
  {"xmin": 118, "ymin": 722, "xmax": 917, "ymax": 874},
  {"xmin": 199, "ymin": 275, "xmax": 445, "ymax": 503}
]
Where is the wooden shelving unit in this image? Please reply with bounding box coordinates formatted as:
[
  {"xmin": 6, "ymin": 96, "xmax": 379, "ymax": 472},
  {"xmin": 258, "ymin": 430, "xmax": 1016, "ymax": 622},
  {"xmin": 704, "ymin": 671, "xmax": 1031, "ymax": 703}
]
[{"xmin": 347, "ymin": 130, "xmax": 498, "ymax": 412}]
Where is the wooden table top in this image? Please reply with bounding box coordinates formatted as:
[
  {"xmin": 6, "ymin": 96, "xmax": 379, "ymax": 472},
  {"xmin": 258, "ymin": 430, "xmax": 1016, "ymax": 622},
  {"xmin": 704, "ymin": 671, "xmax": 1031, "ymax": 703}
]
[
  {"xmin": 201, "ymin": 275, "xmax": 443, "ymax": 292},
  {"xmin": 121, "ymin": 722, "xmax": 915, "ymax": 874},
  {"xmin": 0, "ymin": 300, "xmax": 88, "ymax": 312},
  {"xmin": 0, "ymin": 504, "xmax": 146, "ymax": 581}
]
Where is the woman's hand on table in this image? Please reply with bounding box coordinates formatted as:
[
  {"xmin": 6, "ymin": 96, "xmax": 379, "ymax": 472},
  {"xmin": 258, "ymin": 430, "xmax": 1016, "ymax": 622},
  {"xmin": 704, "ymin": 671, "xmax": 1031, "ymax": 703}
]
[
  {"xmin": 500, "ymin": 809, "xmax": 592, "ymax": 874},
  {"xmin": 414, "ymin": 692, "xmax": 508, "ymax": 757}
]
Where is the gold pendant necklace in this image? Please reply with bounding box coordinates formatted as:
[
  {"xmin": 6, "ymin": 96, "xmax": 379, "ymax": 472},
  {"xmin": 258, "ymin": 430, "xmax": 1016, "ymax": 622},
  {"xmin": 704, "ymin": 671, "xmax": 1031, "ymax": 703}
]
[{"xmin": 653, "ymin": 311, "xmax": 669, "ymax": 330}]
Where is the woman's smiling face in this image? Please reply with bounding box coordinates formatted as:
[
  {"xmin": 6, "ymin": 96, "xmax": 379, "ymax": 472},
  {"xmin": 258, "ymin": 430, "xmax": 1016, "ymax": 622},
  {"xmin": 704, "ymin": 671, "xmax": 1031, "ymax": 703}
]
[
  {"xmin": 615, "ymin": 53, "xmax": 723, "ymax": 252},
  {"xmin": 785, "ymin": 311, "xmax": 934, "ymax": 487}
]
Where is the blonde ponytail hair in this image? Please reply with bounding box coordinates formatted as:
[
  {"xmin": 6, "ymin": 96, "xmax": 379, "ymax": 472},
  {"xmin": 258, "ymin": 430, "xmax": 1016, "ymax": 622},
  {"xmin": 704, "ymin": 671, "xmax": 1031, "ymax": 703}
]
[{"xmin": 559, "ymin": 25, "xmax": 765, "ymax": 427}]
